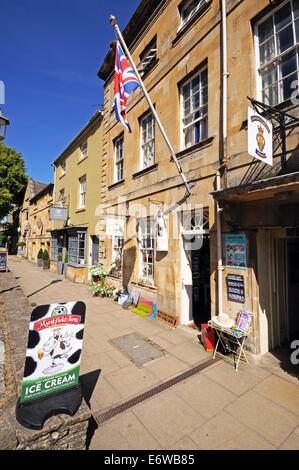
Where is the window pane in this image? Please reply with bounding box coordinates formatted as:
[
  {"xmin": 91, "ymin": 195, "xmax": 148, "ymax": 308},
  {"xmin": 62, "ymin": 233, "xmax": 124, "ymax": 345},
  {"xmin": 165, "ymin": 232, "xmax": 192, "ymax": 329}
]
[
  {"xmin": 200, "ymin": 117, "xmax": 208, "ymax": 141},
  {"xmin": 184, "ymin": 127, "xmax": 193, "ymax": 148},
  {"xmin": 259, "ymin": 37, "xmax": 276, "ymax": 65},
  {"xmin": 294, "ymin": 0, "xmax": 299, "ymax": 18},
  {"xmin": 281, "ymin": 71, "xmax": 298, "ymax": 100},
  {"xmin": 295, "ymin": 18, "xmax": 299, "ymax": 41},
  {"xmin": 280, "ymin": 50, "xmax": 297, "ymax": 78},
  {"xmin": 261, "ymin": 64, "xmax": 278, "ymax": 88},
  {"xmin": 276, "ymin": 24, "xmax": 294, "ymax": 53},
  {"xmin": 274, "ymin": 3, "xmax": 292, "ymax": 32},
  {"xmin": 262, "ymin": 84, "xmax": 279, "ymax": 106},
  {"xmin": 201, "ymin": 68, "xmax": 208, "ymax": 87},
  {"xmin": 258, "ymin": 17, "xmax": 274, "ymax": 43}
]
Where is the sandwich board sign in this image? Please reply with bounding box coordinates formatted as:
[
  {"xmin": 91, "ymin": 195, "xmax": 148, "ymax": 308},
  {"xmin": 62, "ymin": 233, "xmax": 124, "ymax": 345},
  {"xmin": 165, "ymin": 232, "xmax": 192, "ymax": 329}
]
[
  {"xmin": 19, "ymin": 301, "xmax": 85, "ymax": 401},
  {"xmin": 248, "ymin": 107, "xmax": 273, "ymax": 166}
]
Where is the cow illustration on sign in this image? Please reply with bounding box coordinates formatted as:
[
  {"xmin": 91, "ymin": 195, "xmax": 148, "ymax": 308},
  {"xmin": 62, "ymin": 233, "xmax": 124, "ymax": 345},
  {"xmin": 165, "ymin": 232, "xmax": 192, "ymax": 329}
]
[{"xmin": 39, "ymin": 328, "xmax": 74, "ymax": 375}]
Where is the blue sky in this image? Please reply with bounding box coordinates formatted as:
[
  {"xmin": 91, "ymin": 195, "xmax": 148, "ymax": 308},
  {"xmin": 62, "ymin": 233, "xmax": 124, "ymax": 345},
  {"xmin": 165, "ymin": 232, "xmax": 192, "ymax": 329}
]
[{"xmin": 1, "ymin": 0, "xmax": 141, "ymax": 183}]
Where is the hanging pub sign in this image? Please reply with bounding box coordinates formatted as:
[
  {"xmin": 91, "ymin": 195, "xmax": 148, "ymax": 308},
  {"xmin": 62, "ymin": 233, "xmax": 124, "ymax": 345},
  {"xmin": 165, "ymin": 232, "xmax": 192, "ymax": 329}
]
[
  {"xmin": 156, "ymin": 215, "xmax": 168, "ymax": 252},
  {"xmin": 224, "ymin": 234, "xmax": 247, "ymax": 269},
  {"xmin": 19, "ymin": 302, "xmax": 86, "ymax": 404},
  {"xmin": 248, "ymin": 107, "xmax": 273, "ymax": 166},
  {"xmin": 49, "ymin": 207, "xmax": 68, "ymax": 221},
  {"xmin": 226, "ymin": 274, "xmax": 245, "ymax": 303}
]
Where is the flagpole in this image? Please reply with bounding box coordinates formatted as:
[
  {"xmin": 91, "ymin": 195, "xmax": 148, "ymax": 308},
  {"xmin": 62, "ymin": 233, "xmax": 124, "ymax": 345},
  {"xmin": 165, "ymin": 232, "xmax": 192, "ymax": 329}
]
[{"xmin": 110, "ymin": 15, "xmax": 193, "ymax": 197}]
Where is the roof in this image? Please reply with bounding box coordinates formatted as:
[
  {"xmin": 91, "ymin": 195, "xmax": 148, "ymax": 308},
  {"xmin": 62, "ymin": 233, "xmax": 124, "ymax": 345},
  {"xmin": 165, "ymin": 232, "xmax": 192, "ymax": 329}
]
[
  {"xmin": 53, "ymin": 110, "xmax": 103, "ymax": 166},
  {"xmin": 30, "ymin": 183, "xmax": 54, "ymax": 203},
  {"xmin": 98, "ymin": 0, "xmax": 168, "ymax": 82}
]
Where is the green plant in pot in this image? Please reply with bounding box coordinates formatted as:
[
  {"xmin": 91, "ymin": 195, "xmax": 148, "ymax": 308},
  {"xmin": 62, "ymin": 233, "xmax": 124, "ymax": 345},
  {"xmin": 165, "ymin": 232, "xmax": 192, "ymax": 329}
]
[
  {"xmin": 37, "ymin": 248, "xmax": 43, "ymax": 267},
  {"xmin": 42, "ymin": 249, "xmax": 50, "ymax": 270},
  {"xmin": 57, "ymin": 254, "xmax": 63, "ymax": 275}
]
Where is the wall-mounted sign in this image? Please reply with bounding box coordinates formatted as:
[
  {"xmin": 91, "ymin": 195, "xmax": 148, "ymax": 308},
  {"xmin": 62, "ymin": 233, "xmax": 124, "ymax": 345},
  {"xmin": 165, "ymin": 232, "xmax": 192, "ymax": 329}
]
[
  {"xmin": 226, "ymin": 274, "xmax": 245, "ymax": 303},
  {"xmin": 224, "ymin": 234, "xmax": 247, "ymax": 268},
  {"xmin": 0, "ymin": 249, "xmax": 7, "ymax": 272},
  {"xmin": 156, "ymin": 215, "xmax": 168, "ymax": 252},
  {"xmin": 49, "ymin": 207, "xmax": 68, "ymax": 221},
  {"xmin": 248, "ymin": 107, "xmax": 273, "ymax": 166},
  {"xmin": 20, "ymin": 302, "xmax": 85, "ymax": 403}
]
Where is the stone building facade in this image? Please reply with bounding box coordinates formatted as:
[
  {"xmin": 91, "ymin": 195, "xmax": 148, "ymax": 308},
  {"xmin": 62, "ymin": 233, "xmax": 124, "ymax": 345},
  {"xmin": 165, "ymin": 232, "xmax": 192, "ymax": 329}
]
[
  {"xmin": 19, "ymin": 178, "xmax": 52, "ymax": 261},
  {"xmin": 51, "ymin": 110, "xmax": 103, "ymax": 283},
  {"xmin": 98, "ymin": 0, "xmax": 299, "ymax": 358}
]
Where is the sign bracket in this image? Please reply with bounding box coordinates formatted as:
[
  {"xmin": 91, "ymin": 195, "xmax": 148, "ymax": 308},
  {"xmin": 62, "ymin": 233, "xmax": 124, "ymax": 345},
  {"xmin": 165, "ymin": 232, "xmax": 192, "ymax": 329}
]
[{"xmin": 247, "ymin": 97, "xmax": 299, "ymax": 174}]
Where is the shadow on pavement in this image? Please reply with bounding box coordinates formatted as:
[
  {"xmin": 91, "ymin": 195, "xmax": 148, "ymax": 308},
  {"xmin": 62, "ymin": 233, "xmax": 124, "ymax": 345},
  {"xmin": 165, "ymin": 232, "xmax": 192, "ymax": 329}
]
[
  {"xmin": 80, "ymin": 369, "xmax": 102, "ymax": 450},
  {"xmin": 27, "ymin": 279, "xmax": 62, "ymax": 298}
]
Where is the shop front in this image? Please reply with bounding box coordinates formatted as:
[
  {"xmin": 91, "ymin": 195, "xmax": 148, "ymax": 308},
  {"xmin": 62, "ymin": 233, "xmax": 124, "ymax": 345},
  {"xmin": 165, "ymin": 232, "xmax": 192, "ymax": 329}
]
[
  {"xmin": 213, "ymin": 172, "xmax": 299, "ymax": 357},
  {"xmin": 51, "ymin": 227, "xmax": 88, "ymax": 283}
]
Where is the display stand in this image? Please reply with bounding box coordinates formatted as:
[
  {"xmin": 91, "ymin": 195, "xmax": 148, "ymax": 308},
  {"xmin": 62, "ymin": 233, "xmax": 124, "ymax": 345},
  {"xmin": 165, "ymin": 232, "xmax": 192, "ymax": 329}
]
[
  {"xmin": 208, "ymin": 321, "xmax": 248, "ymax": 372},
  {"xmin": 16, "ymin": 383, "xmax": 82, "ymax": 430}
]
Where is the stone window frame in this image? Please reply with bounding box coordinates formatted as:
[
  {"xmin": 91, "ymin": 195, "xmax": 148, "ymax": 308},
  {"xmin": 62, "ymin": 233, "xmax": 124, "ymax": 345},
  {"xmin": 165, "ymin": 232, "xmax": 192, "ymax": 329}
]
[
  {"xmin": 180, "ymin": 64, "xmax": 208, "ymax": 151},
  {"xmin": 78, "ymin": 175, "xmax": 87, "ymax": 209},
  {"xmin": 68, "ymin": 231, "xmax": 87, "ymax": 267},
  {"xmin": 178, "ymin": 0, "xmax": 210, "ymax": 32},
  {"xmin": 80, "ymin": 141, "xmax": 88, "ymax": 160},
  {"xmin": 254, "ymin": 0, "xmax": 299, "ymax": 107},
  {"xmin": 138, "ymin": 217, "xmax": 155, "ymax": 287},
  {"xmin": 114, "ymin": 134, "xmax": 124, "ymax": 183},
  {"xmin": 140, "ymin": 111, "xmax": 155, "ymax": 170}
]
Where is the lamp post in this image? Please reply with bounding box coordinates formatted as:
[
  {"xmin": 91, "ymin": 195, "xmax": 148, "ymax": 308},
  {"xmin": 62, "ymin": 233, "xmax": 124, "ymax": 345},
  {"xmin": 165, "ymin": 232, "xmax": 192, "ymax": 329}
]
[{"xmin": 0, "ymin": 110, "xmax": 10, "ymax": 142}]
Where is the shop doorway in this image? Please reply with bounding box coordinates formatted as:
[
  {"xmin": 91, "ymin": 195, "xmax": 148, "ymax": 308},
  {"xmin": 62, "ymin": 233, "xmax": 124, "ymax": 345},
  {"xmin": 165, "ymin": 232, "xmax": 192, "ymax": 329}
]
[
  {"xmin": 274, "ymin": 237, "xmax": 299, "ymax": 347},
  {"xmin": 180, "ymin": 209, "xmax": 211, "ymax": 327}
]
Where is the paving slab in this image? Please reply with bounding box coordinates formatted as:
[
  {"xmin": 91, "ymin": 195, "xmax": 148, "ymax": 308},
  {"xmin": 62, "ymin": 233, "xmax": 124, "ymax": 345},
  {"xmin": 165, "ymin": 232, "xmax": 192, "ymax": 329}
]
[
  {"xmin": 254, "ymin": 375, "xmax": 299, "ymax": 416},
  {"xmin": 173, "ymin": 373, "xmax": 237, "ymax": 419},
  {"xmin": 132, "ymin": 391, "xmax": 204, "ymax": 448},
  {"xmin": 225, "ymin": 390, "xmax": 298, "ymax": 446},
  {"xmin": 203, "ymin": 360, "xmax": 265, "ymax": 395},
  {"xmin": 144, "ymin": 355, "xmax": 189, "ymax": 381},
  {"xmin": 219, "ymin": 429, "xmax": 275, "ymax": 450},
  {"xmin": 89, "ymin": 410, "xmax": 161, "ymax": 450},
  {"xmin": 169, "ymin": 436, "xmax": 199, "ymax": 450},
  {"xmin": 278, "ymin": 432, "xmax": 299, "ymax": 450},
  {"xmin": 168, "ymin": 340, "xmax": 210, "ymax": 366},
  {"xmin": 104, "ymin": 365, "xmax": 160, "ymax": 400},
  {"xmin": 191, "ymin": 411, "xmax": 246, "ymax": 450}
]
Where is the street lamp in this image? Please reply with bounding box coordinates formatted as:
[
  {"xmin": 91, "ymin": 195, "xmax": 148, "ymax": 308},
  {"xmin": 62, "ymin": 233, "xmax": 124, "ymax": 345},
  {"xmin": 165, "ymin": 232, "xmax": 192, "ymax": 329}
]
[{"xmin": 0, "ymin": 110, "xmax": 10, "ymax": 142}]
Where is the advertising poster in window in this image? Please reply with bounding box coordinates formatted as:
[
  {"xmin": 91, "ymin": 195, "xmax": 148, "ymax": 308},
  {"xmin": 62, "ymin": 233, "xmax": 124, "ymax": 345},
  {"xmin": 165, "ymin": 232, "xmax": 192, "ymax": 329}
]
[
  {"xmin": 20, "ymin": 302, "xmax": 85, "ymax": 403},
  {"xmin": 224, "ymin": 234, "xmax": 247, "ymax": 269}
]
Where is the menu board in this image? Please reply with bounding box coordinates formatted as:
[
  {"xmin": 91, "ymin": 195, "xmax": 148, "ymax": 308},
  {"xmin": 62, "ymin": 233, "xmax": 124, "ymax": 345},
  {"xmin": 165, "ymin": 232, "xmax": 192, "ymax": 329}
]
[
  {"xmin": 0, "ymin": 251, "xmax": 7, "ymax": 272},
  {"xmin": 226, "ymin": 274, "xmax": 245, "ymax": 303}
]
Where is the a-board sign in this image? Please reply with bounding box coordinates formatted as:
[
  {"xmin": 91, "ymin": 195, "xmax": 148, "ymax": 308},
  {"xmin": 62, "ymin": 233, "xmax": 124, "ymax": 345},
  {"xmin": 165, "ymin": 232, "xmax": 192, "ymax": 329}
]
[
  {"xmin": 20, "ymin": 302, "xmax": 86, "ymax": 403},
  {"xmin": 0, "ymin": 250, "xmax": 7, "ymax": 272},
  {"xmin": 226, "ymin": 274, "xmax": 245, "ymax": 303}
]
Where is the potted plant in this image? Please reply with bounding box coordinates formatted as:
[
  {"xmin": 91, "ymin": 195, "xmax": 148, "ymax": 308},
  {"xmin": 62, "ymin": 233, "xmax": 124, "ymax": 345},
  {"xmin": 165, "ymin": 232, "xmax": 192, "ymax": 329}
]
[
  {"xmin": 42, "ymin": 249, "xmax": 50, "ymax": 270},
  {"xmin": 57, "ymin": 255, "xmax": 63, "ymax": 275},
  {"xmin": 37, "ymin": 248, "xmax": 43, "ymax": 267},
  {"xmin": 89, "ymin": 265, "xmax": 106, "ymax": 284}
]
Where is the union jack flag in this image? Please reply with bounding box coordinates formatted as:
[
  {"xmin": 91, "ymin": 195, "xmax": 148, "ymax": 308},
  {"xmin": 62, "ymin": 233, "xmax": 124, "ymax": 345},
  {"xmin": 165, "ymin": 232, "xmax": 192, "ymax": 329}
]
[{"xmin": 114, "ymin": 41, "xmax": 140, "ymax": 132}]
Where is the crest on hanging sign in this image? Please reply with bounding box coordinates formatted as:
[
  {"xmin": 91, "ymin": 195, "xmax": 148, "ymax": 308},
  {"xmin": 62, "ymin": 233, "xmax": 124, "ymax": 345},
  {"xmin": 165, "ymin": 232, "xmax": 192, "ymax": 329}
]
[{"xmin": 248, "ymin": 107, "xmax": 273, "ymax": 166}]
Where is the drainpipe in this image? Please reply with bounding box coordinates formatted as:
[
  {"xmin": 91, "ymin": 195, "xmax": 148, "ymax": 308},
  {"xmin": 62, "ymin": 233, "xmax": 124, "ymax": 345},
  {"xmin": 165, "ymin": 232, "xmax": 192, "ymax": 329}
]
[{"xmin": 216, "ymin": 0, "xmax": 228, "ymax": 316}]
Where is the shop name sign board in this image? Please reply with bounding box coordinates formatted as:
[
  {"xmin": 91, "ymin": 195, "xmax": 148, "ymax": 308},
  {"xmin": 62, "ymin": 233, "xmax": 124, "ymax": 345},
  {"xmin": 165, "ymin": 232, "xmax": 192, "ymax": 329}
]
[
  {"xmin": 20, "ymin": 302, "xmax": 86, "ymax": 403},
  {"xmin": 248, "ymin": 107, "xmax": 273, "ymax": 166},
  {"xmin": 227, "ymin": 274, "xmax": 245, "ymax": 303},
  {"xmin": 49, "ymin": 207, "xmax": 68, "ymax": 221}
]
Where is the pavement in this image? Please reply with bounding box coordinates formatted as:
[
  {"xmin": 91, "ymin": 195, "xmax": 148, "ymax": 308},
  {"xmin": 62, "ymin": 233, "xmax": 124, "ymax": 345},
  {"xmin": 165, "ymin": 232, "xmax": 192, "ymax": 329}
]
[{"xmin": 8, "ymin": 256, "xmax": 299, "ymax": 450}]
